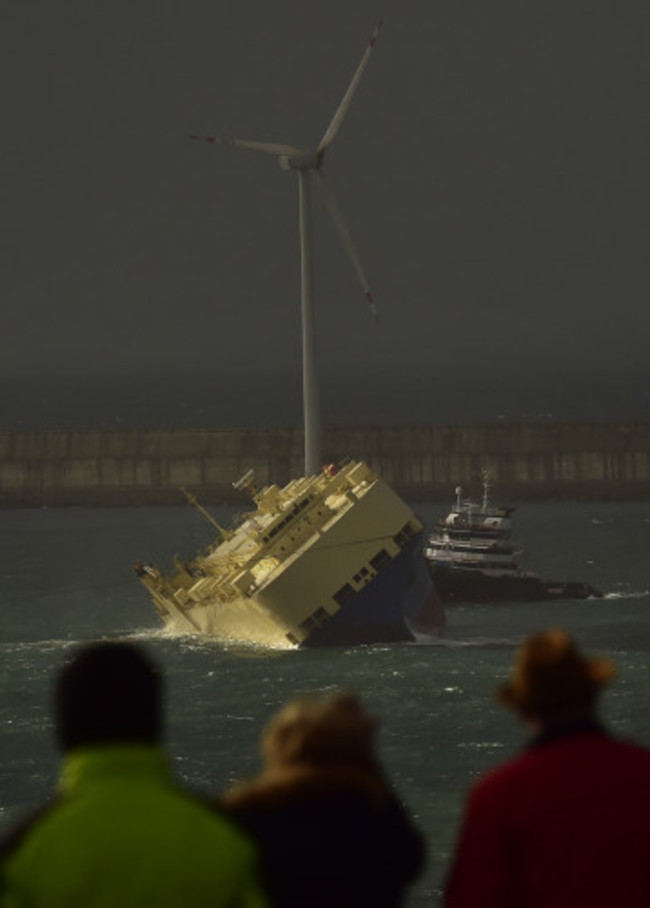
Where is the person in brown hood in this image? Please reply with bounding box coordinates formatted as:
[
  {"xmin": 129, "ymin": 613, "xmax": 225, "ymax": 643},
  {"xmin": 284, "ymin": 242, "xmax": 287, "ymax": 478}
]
[{"xmin": 222, "ymin": 692, "xmax": 424, "ymax": 908}]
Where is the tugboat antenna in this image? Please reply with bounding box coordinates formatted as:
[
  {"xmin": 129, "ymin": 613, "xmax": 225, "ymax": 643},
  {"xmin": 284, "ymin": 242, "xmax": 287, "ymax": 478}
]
[{"xmin": 481, "ymin": 470, "xmax": 492, "ymax": 513}]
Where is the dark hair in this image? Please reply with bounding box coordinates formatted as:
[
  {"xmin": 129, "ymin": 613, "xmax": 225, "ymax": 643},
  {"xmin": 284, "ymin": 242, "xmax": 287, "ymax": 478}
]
[{"xmin": 55, "ymin": 642, "xmax": 162, "ymax": 751}]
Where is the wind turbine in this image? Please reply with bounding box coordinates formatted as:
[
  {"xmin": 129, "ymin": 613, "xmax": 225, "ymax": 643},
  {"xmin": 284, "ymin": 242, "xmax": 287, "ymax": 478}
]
[{"xmin": 191, "ymin": 21, "xmax": 382, "ymax": 477}]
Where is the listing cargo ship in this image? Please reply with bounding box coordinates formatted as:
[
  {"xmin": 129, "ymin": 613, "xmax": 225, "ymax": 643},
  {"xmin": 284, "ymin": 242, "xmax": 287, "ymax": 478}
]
[
  {"xmin": 425, "ymin": 475, "xmax": 602, "ymax": 604},
  {"xmin": 136, "ymin": 460, "xmax": 445, "ymax": 648}
]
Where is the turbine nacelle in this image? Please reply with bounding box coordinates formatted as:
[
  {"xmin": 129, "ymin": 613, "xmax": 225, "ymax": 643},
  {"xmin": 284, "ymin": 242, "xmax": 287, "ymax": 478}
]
[{"xmin": 278, "ymin": 150, "xmax": 323, "ymax": 172}]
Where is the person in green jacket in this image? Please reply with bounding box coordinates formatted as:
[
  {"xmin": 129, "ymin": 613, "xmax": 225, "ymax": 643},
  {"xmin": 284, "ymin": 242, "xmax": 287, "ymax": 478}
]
[{"xmin": 0, "ymin": 641, "xmax": 267, "ymax": 908}]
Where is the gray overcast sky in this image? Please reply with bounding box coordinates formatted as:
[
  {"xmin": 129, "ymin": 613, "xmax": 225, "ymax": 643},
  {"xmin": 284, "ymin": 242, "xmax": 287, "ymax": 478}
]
[{"xmin": 1, "ymin": 2, "xmax": 648, "ymax": 428}]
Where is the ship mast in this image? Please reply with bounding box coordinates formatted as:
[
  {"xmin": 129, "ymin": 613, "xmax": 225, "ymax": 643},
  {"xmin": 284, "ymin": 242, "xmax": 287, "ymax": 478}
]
[
  {"xmin": 180, "ymin": 487, "xmax": 233, "ymax": 539},
  {"xmin": 481, "ymin": 470, "xmax": 492, "ymax": 513}
]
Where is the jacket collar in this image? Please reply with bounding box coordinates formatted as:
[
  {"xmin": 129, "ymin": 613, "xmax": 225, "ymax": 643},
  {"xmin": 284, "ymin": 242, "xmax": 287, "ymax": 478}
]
[
  {"xmin": 529, "ymin": 717, "xmax": 607, "ymax": 750},
  {"xmin": 59, "ymin": 744, "xmax": 171, "ymax": 796}
]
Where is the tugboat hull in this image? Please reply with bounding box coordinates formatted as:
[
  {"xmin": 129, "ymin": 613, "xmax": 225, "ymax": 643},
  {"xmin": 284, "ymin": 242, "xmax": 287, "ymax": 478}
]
[{"xmin": 429, "ymin": 564, "xmax": 601, "ymax": 604}]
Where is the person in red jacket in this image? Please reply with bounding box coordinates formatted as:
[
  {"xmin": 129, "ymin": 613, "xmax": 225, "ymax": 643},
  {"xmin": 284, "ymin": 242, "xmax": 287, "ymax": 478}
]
[{"xmin": 444, "ymin": 628, "xmax": 650, "ymax": 908}]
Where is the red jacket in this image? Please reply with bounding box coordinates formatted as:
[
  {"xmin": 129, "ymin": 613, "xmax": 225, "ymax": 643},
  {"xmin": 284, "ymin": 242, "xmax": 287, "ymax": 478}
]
[{"xmin": 444, "ymin": 725, "xmax": 650, "ymax": 908}]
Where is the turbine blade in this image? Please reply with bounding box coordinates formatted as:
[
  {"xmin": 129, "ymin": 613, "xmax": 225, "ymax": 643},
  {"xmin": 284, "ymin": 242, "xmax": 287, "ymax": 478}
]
[
  {"xmin": 317, "ymin": 20, "xmax": 383, "ymax": 154},
  {"xmin": 317, "ymin": 172, "xmax": 378, "ymax": 321},
  {"xmin": 189, "ymin": 135, "xmax": 301, "ymax": 156}
]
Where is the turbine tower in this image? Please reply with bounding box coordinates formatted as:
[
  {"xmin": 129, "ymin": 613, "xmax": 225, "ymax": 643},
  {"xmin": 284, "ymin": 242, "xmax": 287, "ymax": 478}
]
[{"xmin": 191, "ymin": 21, "xmax": 382, "ymax": 476}]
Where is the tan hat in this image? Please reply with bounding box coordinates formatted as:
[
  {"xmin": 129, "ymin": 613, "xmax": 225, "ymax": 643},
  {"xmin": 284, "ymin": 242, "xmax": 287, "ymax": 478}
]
[
  {"xmin": 498, "ymin": 628, "xmax": 616, "ymax": 717},
  {"xmin": 262, "ymin": 692, "xmax": 377, "ymax": 769}
]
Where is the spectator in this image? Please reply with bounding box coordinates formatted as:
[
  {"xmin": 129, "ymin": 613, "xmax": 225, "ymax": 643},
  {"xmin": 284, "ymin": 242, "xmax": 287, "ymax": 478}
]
[
  {"xmin": 222, "ymin": 691, "xmax": 424, "ymax": 907},
  {"xmin": 225, "ymin": 694, "xmax": 424, "ymax": 908},
  {"xmin": 0, "ymin": 642, "xmax": 267, "ymax": 908},
  {"xmin": 444, "ymin": 628, "xmax": 650, "ymax": 908}
]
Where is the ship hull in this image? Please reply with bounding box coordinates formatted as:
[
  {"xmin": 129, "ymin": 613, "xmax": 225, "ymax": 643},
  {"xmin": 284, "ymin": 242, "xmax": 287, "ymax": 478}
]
[
  {"xmin": 154, "ymin": 532, "xmax": 443, "ymax": 648},
  {"xmin": 303, "ymin": 532, "xmax": 444, "ymax": 647},
  {"xmin": 429, "ymin": 564, "xmax": 601, "ymax": 604}
]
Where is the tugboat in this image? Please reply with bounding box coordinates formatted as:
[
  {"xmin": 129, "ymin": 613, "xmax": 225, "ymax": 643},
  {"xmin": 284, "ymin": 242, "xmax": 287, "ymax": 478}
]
[
  {"xmin": 425, "ymin": 473, "xmax": 602, "ymax": 604},
  {"xmin": 136, "ymin": 461, "xmax": 444, "ymax": 648}
]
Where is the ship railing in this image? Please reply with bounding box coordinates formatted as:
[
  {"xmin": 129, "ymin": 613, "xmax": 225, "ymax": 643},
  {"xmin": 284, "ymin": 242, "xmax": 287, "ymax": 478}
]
[{"xmin": 435, "ymin": 551, "xmax": 520, "ymax": 564}]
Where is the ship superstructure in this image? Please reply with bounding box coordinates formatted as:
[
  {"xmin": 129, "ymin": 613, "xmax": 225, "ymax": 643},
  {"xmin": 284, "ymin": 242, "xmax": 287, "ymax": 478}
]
[{"xmin": 137, "ymin": 460, "xmax": 444, "ymax": 647}]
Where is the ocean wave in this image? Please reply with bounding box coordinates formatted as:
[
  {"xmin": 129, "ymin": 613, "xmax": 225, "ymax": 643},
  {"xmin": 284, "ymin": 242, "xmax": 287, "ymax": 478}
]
[
  {"xmin": 604, "ymin": 590, "xmax": 650, "ymax": 601},
  {"xmin": 418, "ymin": 635, "xmax": 520, "ymax": 648},
  {"xmin": 0, "ymin": 639, "xmax": 79, "ymax": 656}
]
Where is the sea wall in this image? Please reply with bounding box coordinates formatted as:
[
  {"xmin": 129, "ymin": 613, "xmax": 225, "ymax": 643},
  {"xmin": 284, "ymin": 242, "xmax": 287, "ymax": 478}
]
[{"xmin": 0, "ymin": 422, "xmax": 648, "ymax": 507}]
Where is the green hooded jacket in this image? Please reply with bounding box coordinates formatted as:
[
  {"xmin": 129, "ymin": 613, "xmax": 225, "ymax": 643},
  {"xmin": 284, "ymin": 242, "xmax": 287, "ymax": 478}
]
[{"xmin": 0, "ymin": 745, "xmax": 267, "ymax": 908}]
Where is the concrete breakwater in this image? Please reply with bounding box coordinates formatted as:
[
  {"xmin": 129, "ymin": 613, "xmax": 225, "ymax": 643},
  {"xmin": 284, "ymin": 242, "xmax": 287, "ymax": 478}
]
[{"xmin": 0, "ymin": 422, "xmax": 648, "ymax": 507}]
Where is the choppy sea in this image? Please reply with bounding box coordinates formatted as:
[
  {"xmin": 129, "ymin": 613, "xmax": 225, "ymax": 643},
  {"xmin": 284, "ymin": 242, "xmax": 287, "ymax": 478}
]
[{"xmin": 1, "ymin": 500, "xmax": 648, "ymax": 905}]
